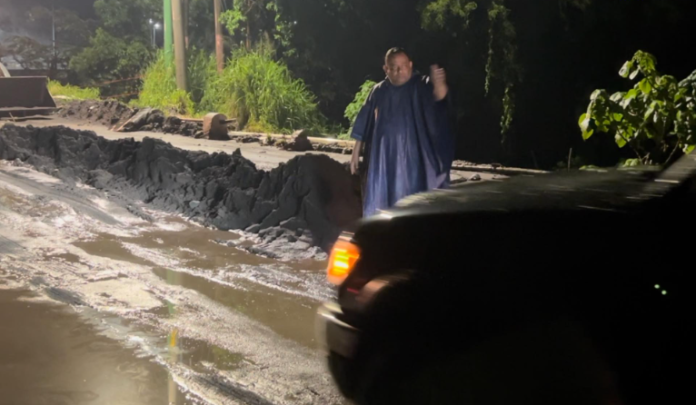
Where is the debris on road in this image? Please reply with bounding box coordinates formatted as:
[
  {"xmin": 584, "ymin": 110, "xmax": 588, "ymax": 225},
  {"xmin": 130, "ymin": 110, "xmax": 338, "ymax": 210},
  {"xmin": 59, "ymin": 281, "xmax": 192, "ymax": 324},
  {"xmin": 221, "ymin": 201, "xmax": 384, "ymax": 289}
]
[{"xmin": 0, "ymin": 124, "xmax": 361, "ymax": 259}]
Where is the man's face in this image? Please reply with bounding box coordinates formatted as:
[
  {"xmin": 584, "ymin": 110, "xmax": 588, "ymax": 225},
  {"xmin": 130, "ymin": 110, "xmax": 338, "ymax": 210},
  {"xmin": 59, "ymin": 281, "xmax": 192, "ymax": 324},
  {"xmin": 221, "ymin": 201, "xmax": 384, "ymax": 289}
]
[{"xmin": 384, "ymin": 53, "xmax": 413, "ymax": 86}]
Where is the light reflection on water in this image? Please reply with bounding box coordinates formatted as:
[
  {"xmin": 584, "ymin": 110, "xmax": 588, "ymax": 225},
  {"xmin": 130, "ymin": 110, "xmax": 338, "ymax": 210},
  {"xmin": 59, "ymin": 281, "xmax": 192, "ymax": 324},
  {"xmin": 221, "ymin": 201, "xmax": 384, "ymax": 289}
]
[{"xmin": 0, "ymin": 287, "xmax": 193, "ymax": 405}]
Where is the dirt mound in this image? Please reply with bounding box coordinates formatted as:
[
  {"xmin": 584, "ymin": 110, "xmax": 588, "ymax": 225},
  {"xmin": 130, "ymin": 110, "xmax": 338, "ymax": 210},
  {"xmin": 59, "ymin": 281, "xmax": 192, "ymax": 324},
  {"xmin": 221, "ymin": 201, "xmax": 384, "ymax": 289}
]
[
  {"xmin": 0, "ymin": 124, "xmax": 361, "ymax": 258},
  {"xmin": 58, "ymin": 99, "xmax": 135, "ymax": 129},
  {"xmin": 58, "ymin": 101, "xmax": 202, "ymax": 138}
]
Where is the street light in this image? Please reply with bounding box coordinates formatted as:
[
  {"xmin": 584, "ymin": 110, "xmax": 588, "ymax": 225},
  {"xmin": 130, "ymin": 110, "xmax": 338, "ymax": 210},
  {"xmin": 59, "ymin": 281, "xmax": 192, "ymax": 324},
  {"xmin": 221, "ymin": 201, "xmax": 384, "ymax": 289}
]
[{"xmin": 151, "ymin": 22, "xmax": 161, "ymax": 47}]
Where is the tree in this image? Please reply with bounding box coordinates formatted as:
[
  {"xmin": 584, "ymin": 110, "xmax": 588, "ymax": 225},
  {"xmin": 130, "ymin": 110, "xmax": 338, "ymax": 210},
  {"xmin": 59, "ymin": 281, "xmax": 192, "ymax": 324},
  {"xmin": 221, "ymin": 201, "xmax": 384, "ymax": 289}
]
[
  {"xmin": 580, "ymin": 51, "xmax": 696, "ymax": 166},
  {"xmin": 220, "ymin": 0, "xmax": 293, "ymax": 55},
  {"xmin": 93, "ymin": 0, "xmax": 160, "ymax": 40},
  {"xmin": 70, "ymin": 29, "xmax": 152, "ymax": 87},
  {"xmin": 0, "ymin": 6, "xmax": 91, "ymax": 78},
  {"xmin": 420, "ymin": 0, "xmax": 594, "ymax": 140},
  {"xmin": 70, "ymin": 0, "xmax": 158, "ymax": 93}
]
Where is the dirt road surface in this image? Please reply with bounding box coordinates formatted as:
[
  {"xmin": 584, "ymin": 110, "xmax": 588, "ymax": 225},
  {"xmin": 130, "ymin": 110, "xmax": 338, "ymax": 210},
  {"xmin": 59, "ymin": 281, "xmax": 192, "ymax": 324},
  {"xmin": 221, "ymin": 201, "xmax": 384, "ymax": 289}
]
[{"xmin": 0, "ymin": 159, "xmax": 345, "ymax": 404}]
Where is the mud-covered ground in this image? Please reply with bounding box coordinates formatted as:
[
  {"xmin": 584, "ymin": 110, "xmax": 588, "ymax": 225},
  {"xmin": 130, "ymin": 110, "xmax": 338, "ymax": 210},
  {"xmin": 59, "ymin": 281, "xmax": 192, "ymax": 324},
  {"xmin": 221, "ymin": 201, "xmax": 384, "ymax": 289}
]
[
  {"xmin": 0, "ymin": 160, "xmax": 345, "ymax": 404},
  {"xmin": 0, "ymin": 117, "xmax": 502, "ymax": 404}
]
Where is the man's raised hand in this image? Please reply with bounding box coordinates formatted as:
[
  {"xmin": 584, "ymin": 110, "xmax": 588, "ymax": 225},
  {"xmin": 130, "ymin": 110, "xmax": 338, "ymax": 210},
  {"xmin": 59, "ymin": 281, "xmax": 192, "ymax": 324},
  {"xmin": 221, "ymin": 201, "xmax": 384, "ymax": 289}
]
[{"xmin": 431, "ymin": 65, "xmax": 448, "ymax": 101}]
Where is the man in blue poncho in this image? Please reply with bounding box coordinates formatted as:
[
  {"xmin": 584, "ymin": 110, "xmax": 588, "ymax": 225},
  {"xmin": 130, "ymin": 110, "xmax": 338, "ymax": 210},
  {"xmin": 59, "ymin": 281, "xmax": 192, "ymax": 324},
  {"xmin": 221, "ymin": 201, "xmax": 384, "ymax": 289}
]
[{"xmin": 350, "ymin": 47, "xmax": 454, "ymax": 217}]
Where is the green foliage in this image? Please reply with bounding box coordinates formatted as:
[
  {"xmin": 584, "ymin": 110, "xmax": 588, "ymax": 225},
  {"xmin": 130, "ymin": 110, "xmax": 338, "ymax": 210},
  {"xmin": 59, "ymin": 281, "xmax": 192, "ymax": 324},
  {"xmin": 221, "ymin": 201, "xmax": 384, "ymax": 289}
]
[
  {"xmin": 26, "ymin": 7, "xmax": 91, "ymax": 51},
  {"xmin": 220, "ymin": 0, "xmax": 294, "ymax": 56},
  {"xmin": 344, "ymin": 80, "xmax": 377, "ymax": 125},
  {"xmin": 187, "ymin": 49, "xmax": 217, "ymax": 105},
  {"xmin": 93, "ymin": 0, "xmax": 160, "ymax": 40},
  {"xmin": 0, "ymin": 7, "xmax": 91, "ymax": 78},
  {"xmin": 266, "ymin": 1, "xmax": 295, "ymax": 58},
  {"xmin": 422, "ymin": 0, "xmax": 478, "ymax": 30},
  {"xmin": 220, "ymin": 6, "xmax": 246, "ymax": 35},
  {"xmin": 70, "ymin": 29, "xmax": 153, "ymax": 85},
  {"xmin": 48, "ymin": 81, "xmax": 100, "ymax": 100},
  {"xmin": 420, "ymin": 0, "xmax": 521, "ymax": 138},
  {"xmin": 420, "ymin": 0, "xmax": 592, "ymax": 141},
  {"xmin": 133, "ymin": 52, "xmax": 195, "ymax": 115},
  {"xmin": 333, "ymin": 80, "xmax": 378, "ymax": 140},
  {"xmin": 69, "ymin": 0, "xmax": 156, "ymax": 92},
  {"xmin": 200, "ymin": 49, "xmax": 323, "ymax": 132},
  {"xmin": 579, "ymin": 51, "xmax": 696, "ymax": 165}
]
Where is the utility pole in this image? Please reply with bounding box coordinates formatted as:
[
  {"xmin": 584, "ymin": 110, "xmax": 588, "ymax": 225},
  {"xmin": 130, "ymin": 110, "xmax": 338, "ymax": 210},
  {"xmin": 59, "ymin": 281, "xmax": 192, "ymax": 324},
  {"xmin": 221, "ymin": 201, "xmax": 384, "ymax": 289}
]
[
  {"xmin": 171, "ymin": 0, "xmax": 188, "ymax": 91},
  {"xmin": 182, "ymin": 0, "xmax": 189, "ymax": 49},
  {"xmin": 50, "ymin": 0, "xmax": 57, "ymax": 78},
  {"xmin": 214, "ymin": 0, "xmax": 224, "ymax": 72},
  {"xmin": 164, "ymin": 0, "xmax": 174, "ymax": 66},
  {"xmin": 51, "ymin": 1, "xmax": 56, "ymax": 58}
]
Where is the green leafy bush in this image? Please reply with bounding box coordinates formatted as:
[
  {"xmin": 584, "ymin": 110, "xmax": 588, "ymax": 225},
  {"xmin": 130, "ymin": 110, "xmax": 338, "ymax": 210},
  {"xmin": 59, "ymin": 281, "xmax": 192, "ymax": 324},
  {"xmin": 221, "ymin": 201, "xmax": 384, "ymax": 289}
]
[
  {"xmin": 344, "ymin": 80, "xmax": 377, "ymax": 125},
  {"xmin": 70, "ymin": 28, "xmax": 152, "ymax": 90},
  {"xmin": 338, "ymin": 79, "xmax": 377, "ymax": 140},
  {"xmin": 133, "ymin": 52, "xmax": 195, "ymax": 115},
  {"xmin": 48, "ymin": 81, "xmax": 100, "ymax": 100},
  {"xmin": 200, "ymin": 49, "xmax": 323, "ymax": 132},
  {"xmin": 187, "ymin": 49, "xmax": 217, "ymax": 105},
  {"xmin": 580, "ymin": 51, "xmax": 696, "ymax": 165}
]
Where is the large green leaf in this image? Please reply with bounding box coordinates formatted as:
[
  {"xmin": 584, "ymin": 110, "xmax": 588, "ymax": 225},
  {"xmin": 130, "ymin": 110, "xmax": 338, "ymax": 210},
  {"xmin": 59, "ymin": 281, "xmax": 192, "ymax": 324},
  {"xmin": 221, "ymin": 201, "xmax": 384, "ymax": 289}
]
[
  {"xmin": 639, "ymin": 79, "xmax": 652, "ymax": 95},
  {"xmin": 619, "ymin": 61, "xmax": 634, "ymax": 78},
  {"xmin": 579, "ymin": 113, "xmax": 590, "ymax": 131},
  {"xmin": 644, "ymin": 104, "xmax": 656, "ymax": 121},
  {"xmin": 625, "ymin": 89, "xmax": 639, "ymax": 100},
  {"xmin": 685, "ymin": 144, "xmax": 695, "ymax": 154},
  {"xmin": 615, "ymin": 133, "xmax": 627, "ymax": 147}
]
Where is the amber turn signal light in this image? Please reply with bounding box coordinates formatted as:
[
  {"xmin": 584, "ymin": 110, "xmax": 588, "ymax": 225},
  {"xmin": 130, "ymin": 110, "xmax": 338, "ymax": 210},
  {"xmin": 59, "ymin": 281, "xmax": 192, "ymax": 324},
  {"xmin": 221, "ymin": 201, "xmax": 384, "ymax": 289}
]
[{"xmin": 327, "ymin": 238, "xmax": 361, "ymax": 286}]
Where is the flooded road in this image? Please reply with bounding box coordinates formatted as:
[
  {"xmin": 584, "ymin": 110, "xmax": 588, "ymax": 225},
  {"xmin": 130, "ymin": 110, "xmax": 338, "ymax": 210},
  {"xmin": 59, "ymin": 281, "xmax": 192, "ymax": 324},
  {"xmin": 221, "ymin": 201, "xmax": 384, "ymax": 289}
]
[
  {"xmin": 0, "ymin": 286, "xmax": 193, "ymax": 405},
  {"xmin": 0, "ymin": 161, "xmax": 344, "ymax": 404}
]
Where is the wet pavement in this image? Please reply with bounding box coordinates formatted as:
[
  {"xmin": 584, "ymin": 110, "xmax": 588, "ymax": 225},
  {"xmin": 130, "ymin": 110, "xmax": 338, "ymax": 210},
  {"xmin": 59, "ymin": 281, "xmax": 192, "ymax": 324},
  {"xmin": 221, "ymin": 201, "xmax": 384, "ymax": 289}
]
[
  {"xmin": 0, "ymin": 286, "xmax": 194, "ymax": 405},
  {"xmin": 0, "ymin": 161, "xmax": 345, "ymax": 404}
]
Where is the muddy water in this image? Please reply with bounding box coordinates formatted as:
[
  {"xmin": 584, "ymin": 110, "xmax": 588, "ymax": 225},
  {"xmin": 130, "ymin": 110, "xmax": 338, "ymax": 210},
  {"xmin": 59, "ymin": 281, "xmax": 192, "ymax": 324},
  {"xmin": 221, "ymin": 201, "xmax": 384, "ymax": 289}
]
[
  {"xmin": 153, "ymin": 268, "xmax": 321, "ymax": 347},
  {"xmin": 1, "ymin": 162, "xmax": 344, "ymax": 404},
  {"xmin": 0, "ymin": 288, "xmax": 193, "ymax": 405},
  {"xmin": 74, "ymin": 222, "xmax": 330, "ymax": 348}
]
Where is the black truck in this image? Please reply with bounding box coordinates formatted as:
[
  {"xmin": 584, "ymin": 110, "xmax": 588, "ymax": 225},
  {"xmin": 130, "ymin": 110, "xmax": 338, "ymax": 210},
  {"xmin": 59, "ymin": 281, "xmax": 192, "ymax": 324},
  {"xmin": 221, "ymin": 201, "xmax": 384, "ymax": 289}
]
[{"xmin": 317, "ymin": 154, "xmax": 693, "ymax": 405}]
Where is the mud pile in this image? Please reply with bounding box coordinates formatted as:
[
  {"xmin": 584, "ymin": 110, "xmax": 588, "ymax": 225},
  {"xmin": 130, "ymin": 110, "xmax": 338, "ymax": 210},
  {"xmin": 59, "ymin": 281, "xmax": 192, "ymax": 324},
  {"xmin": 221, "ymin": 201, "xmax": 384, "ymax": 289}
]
[
  {"xmin": 0, "ymin": 124, "xmax": 361, "ymax": 258},
  {"xmin": 57, "ymin": 99, "xmax": 135, "ymax": 128},
  {"xmin": 58, "ymin": 100, "xmax": 201, "ymax": 138}
]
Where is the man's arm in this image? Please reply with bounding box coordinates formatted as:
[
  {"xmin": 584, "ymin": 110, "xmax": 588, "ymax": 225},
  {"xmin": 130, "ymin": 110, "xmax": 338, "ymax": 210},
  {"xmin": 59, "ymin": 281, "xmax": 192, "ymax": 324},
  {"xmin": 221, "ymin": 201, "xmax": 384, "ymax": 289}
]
[
  {"xmin": 350, "ymin": 140, "xmax": 362, "ymax": 175},
  {"xmin": 431, "ymin": 65, "xmax": 448, "ymax": 101}
]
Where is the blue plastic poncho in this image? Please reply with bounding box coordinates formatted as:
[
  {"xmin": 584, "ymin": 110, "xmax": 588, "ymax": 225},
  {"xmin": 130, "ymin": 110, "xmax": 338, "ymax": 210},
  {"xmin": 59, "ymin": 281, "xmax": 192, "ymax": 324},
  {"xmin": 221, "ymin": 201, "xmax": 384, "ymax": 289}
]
[{"xmin": 351, "ymin": 73, "xmax": 454, "ymax": 217}]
